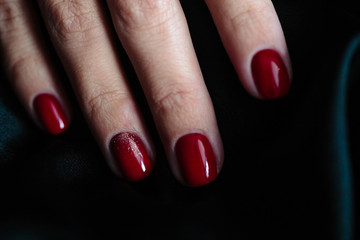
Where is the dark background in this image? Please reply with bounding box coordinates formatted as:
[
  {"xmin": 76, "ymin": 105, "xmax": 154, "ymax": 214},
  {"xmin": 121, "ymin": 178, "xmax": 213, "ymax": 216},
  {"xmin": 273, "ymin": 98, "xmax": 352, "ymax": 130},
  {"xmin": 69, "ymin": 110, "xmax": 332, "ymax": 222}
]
[{"xmin": 1, "ymin": 0, "xmax": 360, "ymax": 239}]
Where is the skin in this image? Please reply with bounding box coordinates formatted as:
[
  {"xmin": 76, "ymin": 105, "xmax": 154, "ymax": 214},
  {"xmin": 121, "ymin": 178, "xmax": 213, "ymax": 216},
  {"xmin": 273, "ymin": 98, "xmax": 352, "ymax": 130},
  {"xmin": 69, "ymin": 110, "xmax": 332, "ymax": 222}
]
[{"xmin": 0, "ymin": 0, "xmax": 291, "ymax": 185}]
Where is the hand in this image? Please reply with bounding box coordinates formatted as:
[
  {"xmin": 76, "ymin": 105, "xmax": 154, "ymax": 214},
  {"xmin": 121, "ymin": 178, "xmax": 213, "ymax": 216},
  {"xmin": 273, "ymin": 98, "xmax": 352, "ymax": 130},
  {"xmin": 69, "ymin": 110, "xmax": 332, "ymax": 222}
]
[{"xmin": 0, "ymin": 0, "xmax": 291, "ymax": 186}]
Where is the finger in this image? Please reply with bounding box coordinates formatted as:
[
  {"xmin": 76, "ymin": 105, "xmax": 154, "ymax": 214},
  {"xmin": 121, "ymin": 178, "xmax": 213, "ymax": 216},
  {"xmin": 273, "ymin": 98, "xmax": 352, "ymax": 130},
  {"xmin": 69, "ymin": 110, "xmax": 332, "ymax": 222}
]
[
  {"xmin": 36, "ymin": 0, "xmax": 154, "ymax": 181},
  {"xmin": 205, "ymin": 0, "xmax": 292, "ymax": 99},
  {"xmin": 0, "ymin": 0, "xmax": 70, "ymax": 134},
  {"xmin": 107, "ymin": 0, "xmax": 224, "ymax": 186}
]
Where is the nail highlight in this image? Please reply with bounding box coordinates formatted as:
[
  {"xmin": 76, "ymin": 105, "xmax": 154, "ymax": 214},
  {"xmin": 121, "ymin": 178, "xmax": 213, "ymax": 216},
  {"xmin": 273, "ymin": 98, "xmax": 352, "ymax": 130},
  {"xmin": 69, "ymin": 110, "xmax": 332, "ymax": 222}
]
[
  {"xmin": 175, "ymin": 133, "xmax": 217, "ymax": 186},
  {"xmin": 110, "ymin": 132, "xmax": 153, "ymax": 181},
  {"xmin": 33, "ymin": 93, "xmax": 69, "ymax": 135},
  {"xmin": 251, "ymin": 49, "xmax": 290, "ymax": 99}
]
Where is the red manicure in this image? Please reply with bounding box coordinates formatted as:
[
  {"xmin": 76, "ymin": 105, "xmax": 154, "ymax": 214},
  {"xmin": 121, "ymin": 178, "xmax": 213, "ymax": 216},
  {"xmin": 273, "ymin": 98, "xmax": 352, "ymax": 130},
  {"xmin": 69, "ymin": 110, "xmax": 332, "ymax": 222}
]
[
  {"xmin": 33, "ymin": 93, "xmax": 69, "ymax": 135},
  {"xmin": 175, "ymin": 133, "xmax": 217, "ymax": 186},
  {"xmin": 251, "ymin": 49, "xmax": 290, "ymax": 99},
  {"xmin": 110, "ymin": 132, "xmax": 153, "ymax": 181}
]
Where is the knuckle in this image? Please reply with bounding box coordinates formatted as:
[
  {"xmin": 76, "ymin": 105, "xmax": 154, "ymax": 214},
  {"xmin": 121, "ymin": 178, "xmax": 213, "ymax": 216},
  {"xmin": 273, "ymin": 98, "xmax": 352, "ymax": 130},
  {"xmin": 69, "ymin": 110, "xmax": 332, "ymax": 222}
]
[
  {"xmin": 44, "ymin": 0, "xmax": 100, "ymax": 41},
  {"xmin": 151, "ymin": 84, "xmax": 201, "ymax": 116},
  {"xmin": 0, "ymin": 1, "xmax": 22, "ymax": 33},
  {"xmin": 111, "ymin": 0, "xmax": 176, "ymax": 34},
  {"xmin": 228, "ymin": 1, "xmax": 269, "ymax": 28},
  {"xmin": 8, "ymin": 54, "xmax": 39, "ymax": 80},
  {"xmin": 86, "ymin": 89, "xmax": 130, "ymax": 121}
]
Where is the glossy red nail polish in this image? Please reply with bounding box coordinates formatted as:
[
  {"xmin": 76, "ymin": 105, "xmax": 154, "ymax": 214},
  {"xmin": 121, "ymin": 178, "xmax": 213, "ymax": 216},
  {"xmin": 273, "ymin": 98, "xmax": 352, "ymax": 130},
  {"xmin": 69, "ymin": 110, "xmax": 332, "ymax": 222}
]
[
  {"xmin": 110, "ymin": 132, "xmax": 153, "ymax": 181},
  {"xmin": 175, "ymin": 133, "xmax": 217, "ymax": 186},
  {"xmin": 251, "ymin": 49, "xmax": 290, "ymax": 99},
  {"xmin": 33, "ymin": 93, "xmax": 69, "ymax": 135}
]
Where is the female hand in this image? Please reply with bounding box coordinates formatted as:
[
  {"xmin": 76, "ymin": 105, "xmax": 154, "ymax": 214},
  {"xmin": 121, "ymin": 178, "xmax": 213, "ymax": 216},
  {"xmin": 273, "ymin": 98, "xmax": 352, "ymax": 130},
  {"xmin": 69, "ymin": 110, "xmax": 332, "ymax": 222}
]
[{"xmin": 0, "ymin": 0, "xmax": 291, "ymax": 186}]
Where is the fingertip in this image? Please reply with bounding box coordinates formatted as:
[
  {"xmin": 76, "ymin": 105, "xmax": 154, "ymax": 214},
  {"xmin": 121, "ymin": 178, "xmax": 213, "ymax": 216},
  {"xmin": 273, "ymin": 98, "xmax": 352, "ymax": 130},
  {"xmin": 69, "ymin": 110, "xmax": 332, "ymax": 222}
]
[
  {"xmin": 33, "ymin": 93, "xmax": 70, "ymax": 135},
  {"xmin": 109, "ymin": 132, "xmax": 155, "ymax": 182},
  {"xmin": 206, "ymin": 0, "xmax": 292, "ymax": 100},
  {"xmin": 250, "ymin": 49, "xmax": 291, "ymax": 99},
  {"xmin": 171, "ymin": 132, "xmax": 224, "ymax": 187}
]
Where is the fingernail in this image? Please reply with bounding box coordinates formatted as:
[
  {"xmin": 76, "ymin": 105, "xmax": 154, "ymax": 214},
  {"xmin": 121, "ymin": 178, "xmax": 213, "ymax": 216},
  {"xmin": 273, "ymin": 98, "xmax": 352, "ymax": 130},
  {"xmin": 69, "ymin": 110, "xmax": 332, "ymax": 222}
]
[
  {"xmin": 110, "ymin": 132, "xmax": 153, "ymax": 181},
  {"xmin": 33, "ymin": 93, "xmax": 69, "ymax": 135},
  {"xmin": 175, "ymin": 133, "xmax": 217, "ymax": 186},
  {"xmin": 251, "ymin": 49, "xmax": 290, "ymax": 99}
]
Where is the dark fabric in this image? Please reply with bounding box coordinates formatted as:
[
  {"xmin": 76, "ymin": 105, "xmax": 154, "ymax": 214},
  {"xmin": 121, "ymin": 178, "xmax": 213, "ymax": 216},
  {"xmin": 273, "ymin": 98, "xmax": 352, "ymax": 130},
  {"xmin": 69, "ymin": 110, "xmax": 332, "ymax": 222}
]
[{"xmin": 1, "ymin": 1, "xmax": 360, "ymax": 239}]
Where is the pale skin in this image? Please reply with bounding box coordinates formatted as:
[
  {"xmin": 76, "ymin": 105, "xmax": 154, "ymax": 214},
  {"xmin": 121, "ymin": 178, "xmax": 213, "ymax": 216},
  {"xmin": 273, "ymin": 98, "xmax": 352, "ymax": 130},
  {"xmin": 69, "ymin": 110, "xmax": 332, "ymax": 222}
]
[{"xmin": 0, "ymin": 0, "xmax": 292, "ymax": 186}]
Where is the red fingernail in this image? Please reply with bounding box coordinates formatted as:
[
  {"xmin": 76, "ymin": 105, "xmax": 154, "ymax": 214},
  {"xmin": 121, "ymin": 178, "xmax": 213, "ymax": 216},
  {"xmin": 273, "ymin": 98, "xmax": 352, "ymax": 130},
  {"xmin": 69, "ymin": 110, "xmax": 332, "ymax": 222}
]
[
  {"xmin": 110, "ymin": 132, "xmax": 153, "ymax": 181},
  {"xmin": 33, "ymin": 93, "xmax": 69, "ymax": 135},
  {"xmin": 251, "ymin": 49, "xmax": 290, "ymax": 99},
  {"xmin": 175, "ymin": 133, "xmax": 217, "ymax": 186}
]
